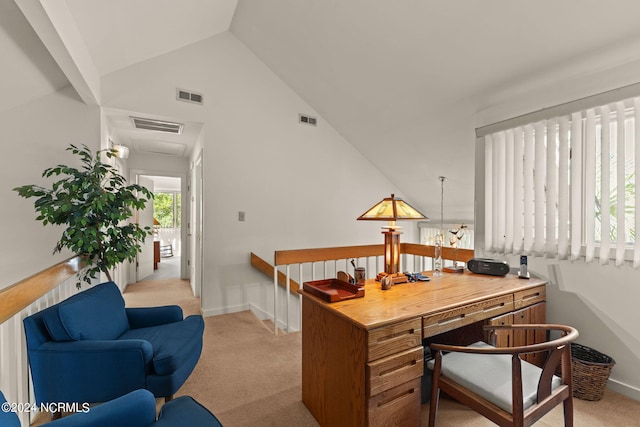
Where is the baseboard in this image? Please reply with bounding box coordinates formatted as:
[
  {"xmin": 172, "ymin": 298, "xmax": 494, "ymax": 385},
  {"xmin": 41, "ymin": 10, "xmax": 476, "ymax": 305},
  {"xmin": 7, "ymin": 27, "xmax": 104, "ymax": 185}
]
[
  {"xmin": 607, "ymin": 378, "xmax": 640, "ymax": 401},
  {"xmin": 202, "ymin": 302, "xmax": 299, "ymax": 332},
  {"xmin": 248, "ymin": 302, "xmax": 271, "ymax": 321},
  {"xmin": 249, "ymin": 302, "xmax": 300, "ymax": 333},
  {"xmin": 202, "ymin": 303, "xmax": 249, "ymax": 318}
]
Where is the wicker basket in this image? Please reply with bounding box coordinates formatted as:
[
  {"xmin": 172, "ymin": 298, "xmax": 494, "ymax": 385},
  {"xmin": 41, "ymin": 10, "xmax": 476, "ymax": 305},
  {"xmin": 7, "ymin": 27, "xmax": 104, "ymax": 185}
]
[{"xmin": 571, "ymin": 343, "xmax": 616, "ymax": 401}]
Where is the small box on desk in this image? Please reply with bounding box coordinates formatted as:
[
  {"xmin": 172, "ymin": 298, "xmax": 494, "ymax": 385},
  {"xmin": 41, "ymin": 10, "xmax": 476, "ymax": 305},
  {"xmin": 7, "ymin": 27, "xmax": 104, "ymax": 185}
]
[{"xmin": 302, "ymin": 279, "xmax": 365, "ymax": 303}]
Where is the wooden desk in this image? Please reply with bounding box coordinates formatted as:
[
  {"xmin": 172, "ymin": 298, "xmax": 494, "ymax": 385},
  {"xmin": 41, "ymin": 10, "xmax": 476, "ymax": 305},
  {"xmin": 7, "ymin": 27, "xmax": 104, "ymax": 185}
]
[
  {"xmin": 300, "ymin": 271, "xmax": 547, "ymax": 427},
  {"xmin": 154, "ymin": 241, "xmax": 160, "ymax": 270}
]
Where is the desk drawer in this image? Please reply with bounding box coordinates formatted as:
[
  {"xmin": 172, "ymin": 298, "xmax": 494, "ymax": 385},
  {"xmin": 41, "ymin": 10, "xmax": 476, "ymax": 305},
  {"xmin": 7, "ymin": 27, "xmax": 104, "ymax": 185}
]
[
  {"xmin": 514, "ymin": 286, "xmax": 546, "ymax": 310},
  {"xmin": 367, "ymin": 346, "xmax": 423, "ymax": 397},
  {"xmin": 368, "ymin": 318, "xmax": 422, "ymax": 361},
  {"xmin": 368, "ymin": 377, "xmax": 421, "ymax": 427},
  {"xmin": 423, "ymin": 294, "xmax": 514, "ymax": 337}
]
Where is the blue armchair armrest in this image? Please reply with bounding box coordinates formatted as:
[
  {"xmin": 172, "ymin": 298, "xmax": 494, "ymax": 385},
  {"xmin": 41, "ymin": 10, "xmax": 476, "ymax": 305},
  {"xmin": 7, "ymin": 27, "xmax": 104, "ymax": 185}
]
[
  {"xmin": 126, "ymin": 306, "xmax": 183, "ymax": 329},
  {"xmin": 47, "ymin": 389, "xmax": 156, "ymax": 427},
  {"xmin": 30, "ymin": 340, "xmax": 154, "ymax": 404}
]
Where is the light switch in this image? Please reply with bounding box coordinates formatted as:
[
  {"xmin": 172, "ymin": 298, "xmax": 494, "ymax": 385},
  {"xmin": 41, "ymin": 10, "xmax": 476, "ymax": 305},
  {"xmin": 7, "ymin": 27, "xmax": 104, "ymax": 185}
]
[{"xmin": 238, "ymin": 211, "xmax": 245, "ymax": 222}]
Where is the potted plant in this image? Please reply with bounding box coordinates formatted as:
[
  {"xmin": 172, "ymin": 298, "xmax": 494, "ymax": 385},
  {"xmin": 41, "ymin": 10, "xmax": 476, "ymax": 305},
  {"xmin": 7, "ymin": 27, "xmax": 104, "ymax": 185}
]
[{"xmin": 14, "ymin": 144, "xmax": 153, "ymax": 287}]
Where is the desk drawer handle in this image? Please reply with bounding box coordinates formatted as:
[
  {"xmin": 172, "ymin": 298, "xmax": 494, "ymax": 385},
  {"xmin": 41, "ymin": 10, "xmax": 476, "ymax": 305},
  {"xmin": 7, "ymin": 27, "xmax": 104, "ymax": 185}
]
[
  {"xmin": 376, "ymin": 387, "xmax": 416, "ymax": 409},
  {"xmin": 521, "ymin": 292, "xmax": 541, "ymax": 301},
  {"xmin": 377, "ymin": 328, "xmax": 416, "ymax": 343},
  {"xmin": 484, "ymin": 302, "xmax": 506, "ymax": 312},
  {"xmin": 378, "ymin": 359, "xmax": 418, "ymax": 378},
  {"xmin": 438, "ymin": 315, "xmax": 464, "ymax": 326},
  {"xmin": 436, "ymin": 301, "xmax": 507, "ymax": 326}
]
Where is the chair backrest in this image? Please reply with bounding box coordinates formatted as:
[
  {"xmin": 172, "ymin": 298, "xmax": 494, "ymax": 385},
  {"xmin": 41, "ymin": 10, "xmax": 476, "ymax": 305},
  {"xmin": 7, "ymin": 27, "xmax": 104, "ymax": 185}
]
[
  {"xmin": 429, "ymin": 324, "xmax": 579, "ymax": 427},
  {"xmin": 39, "ymin": 281, "xmax": 130, "ymax": 341},
  {"xmin": 22, "ymin": 282, "xmax": 132, "ymax": 406}
]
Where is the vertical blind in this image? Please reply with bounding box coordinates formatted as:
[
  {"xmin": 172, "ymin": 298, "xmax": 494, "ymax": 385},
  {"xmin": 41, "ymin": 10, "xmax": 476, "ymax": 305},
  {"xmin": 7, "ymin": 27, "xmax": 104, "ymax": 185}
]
[{"xmin": 484, "ymin": 96, "xmax": 640, "ymax": 267}]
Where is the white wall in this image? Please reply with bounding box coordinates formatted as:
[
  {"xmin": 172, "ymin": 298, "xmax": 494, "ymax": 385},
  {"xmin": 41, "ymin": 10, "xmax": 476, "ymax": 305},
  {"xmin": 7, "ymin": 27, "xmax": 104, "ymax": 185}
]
[
  {"xmin": 0, "ymin": 86, "xmax": 100, "ymax": 289},
  {"xmin": 127, "ymin": 152, "xmax": 189, "ymax": 176},
  {"xmin": 474, "ymin": 58, "xmax": 640, "ymax": 400},
  {"xmin": 100, "ymin": 107, "xmax": 129, "ymax": 289},
  {"xmin": 189, "ymin": 130, "xmax": 205, "ymax": 297},
  {"xmin": 100, "ymin": 32, "xmax": 416, "ymax": 319}
]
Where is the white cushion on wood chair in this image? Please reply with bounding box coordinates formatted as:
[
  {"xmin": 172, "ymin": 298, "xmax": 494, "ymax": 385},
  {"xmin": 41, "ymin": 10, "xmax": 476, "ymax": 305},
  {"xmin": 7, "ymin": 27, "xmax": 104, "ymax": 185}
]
[{"xmin": 428, "ymin": 341, "xmax": 562, "ymax": 414}]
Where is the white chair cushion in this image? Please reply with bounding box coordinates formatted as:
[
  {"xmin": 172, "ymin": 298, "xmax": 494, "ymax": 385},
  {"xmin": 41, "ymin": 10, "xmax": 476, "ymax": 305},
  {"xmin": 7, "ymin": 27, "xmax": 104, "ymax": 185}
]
[{"xmin": 428, "ymin": 341, "xmax": 561, "ymax": 414}]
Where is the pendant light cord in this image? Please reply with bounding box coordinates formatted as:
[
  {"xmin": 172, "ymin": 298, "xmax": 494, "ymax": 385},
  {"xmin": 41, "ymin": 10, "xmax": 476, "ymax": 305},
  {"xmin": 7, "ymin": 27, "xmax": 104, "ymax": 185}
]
[{"xmin": 438, "ymin": 176, "xmax": 446, "ymax": 237}]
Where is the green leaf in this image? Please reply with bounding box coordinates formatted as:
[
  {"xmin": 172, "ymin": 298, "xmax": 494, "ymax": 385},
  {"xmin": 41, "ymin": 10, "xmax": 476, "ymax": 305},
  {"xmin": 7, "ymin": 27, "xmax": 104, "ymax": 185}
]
[{"xmin": 14, "ymin": 143, "xmax": 152, "ymax": 286}]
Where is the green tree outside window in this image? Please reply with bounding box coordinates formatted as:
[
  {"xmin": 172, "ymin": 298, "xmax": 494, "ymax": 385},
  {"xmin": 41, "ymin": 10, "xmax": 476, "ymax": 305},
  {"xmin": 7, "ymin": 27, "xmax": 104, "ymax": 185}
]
[{"xmin": 154, "ymin": 192, "xmax": 181, "ymax": 228}]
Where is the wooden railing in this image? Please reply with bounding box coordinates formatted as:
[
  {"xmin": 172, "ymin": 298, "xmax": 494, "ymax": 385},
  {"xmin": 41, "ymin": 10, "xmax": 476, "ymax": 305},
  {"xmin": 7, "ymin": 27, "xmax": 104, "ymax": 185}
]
[
  {"xmin": 274, "ymin": 244, "xmax": 385, "ymax": 266},
  {"xmin": 251, "ymin": 252, "xmax": 300, "ymax": 294},
  {"xmin": 0, "ymin": 257, "xmax": 83, "ymax": 324},
  {"xmin": 402, "ymin": 243, "xmax": 474, "ymax": 264},
  {"xmin": 0, "ymin": 256, "xmax": 84, "ymax": 426},
  {"xmin": 251, "ymin": 243, "xmax": 474, "ymax": 334}
]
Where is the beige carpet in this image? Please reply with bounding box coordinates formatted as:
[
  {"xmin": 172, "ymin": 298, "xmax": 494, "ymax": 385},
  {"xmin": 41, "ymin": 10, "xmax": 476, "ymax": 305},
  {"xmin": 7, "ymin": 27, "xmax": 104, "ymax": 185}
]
[{"xmin": 120, "ymin": 279, "xmax": 640, "ymax": 426}]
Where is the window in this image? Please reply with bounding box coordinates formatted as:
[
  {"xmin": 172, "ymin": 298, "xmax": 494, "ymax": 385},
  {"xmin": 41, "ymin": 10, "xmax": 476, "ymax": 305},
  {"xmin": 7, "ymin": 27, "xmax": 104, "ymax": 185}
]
[
  {"xmin": 593, "ymin": 109, "xmax": 636, "ymax": 245},
  {"xmin": 484, "ymin": 96, "xmax": 640, "ymax": 267},
  {"xmin": 419, "ymin": 223, "xmax": 475, "ymax": 250},
  {"xmin": 153, "ymin": 192, "xmax": 181, "ymax": 228}
]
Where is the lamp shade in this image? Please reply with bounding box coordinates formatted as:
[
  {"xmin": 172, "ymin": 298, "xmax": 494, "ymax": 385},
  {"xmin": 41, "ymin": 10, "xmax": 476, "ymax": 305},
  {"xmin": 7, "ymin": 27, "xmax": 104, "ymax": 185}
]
[
  {"xmin": 112, "ymin": 144, "xmax": 129, "ymax": 159},
  {"xmin": 357, "ymin": 194, "xmax": 427, "ymax": 222},
  {"xmin": 358, "ymin": 194, "xmax": 427, "ymax": 280}
]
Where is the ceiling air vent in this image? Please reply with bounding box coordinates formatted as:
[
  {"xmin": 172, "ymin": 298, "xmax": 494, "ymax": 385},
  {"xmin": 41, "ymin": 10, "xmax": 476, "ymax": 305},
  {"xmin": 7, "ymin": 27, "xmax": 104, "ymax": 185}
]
[
  {"xmin": 299, "ymin": 114, "xmax": 317, "ymax": 126},
  {"xmin": 176, "ymin": 88, "xmax": 204, "ymax": 105},
  {"xmin": 130, "ymin": 117, "xmax": 184, "ymax": 134}
]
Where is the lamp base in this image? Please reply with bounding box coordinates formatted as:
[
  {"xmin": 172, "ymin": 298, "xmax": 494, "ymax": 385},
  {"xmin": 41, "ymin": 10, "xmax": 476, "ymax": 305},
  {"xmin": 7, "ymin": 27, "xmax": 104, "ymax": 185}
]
[
  {"xmin": 376, "ymin": 272, "xmax": 408, "ymax": 284},
  {"xmin": 443, "ymin": 266, "xmax": 465, "ymax": 274}
]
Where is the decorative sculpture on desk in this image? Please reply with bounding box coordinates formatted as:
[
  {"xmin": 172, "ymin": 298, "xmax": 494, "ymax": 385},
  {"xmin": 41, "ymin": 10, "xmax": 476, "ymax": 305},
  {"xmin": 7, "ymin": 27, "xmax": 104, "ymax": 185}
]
[
  {"xmin": 433, "ymin": 232, "xmax": 443, "ymax": 276},
  {"xmin": 444, "ymin": 224, "xmax": 467, "ymax": 273}
]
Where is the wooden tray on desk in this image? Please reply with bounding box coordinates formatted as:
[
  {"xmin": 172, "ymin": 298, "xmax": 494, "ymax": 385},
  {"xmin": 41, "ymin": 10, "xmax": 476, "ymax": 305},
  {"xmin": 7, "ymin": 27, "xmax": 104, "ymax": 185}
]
[{"xmin": 303, "ymin": 279, "xmax": 365, "ymax": 303}]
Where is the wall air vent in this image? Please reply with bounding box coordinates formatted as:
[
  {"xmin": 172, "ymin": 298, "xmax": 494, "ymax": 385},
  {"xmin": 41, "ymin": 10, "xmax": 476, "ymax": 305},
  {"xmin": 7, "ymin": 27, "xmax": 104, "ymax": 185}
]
[
  {"xmin": 299, "ymin": 114, "xmax": 317, "ymax": 126},
  {"xmin": 130, "ymin": 117, "xmax": 184, "ymax": 134},
  {"xmin": 176, "ymin": 88, "xmax": 204, "ymax": 105}
]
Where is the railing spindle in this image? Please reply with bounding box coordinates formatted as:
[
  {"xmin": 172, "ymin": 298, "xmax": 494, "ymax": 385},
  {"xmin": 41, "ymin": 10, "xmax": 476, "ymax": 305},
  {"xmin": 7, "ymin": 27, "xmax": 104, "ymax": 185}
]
[
  {"xmin": 286, "ymin": 265, "xmax": 291, "ymax": 332},
  {"xmin": 298, "ymin": 263, "xmax": 303, "ymax": 331},
  {"xmin": 273, "ymin": 265, "xmax": 278, "ymax": 336}
]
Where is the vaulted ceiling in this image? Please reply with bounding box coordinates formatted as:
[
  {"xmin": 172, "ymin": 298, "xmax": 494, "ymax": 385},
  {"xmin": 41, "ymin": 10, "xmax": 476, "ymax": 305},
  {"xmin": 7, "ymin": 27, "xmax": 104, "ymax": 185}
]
[{"xmin": 6, "ymin": 0, "xmax": 640, "ymax": 219}]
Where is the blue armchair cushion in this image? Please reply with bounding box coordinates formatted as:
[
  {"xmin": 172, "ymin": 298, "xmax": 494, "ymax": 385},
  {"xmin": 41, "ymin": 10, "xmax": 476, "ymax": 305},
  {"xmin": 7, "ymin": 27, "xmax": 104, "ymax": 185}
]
[
  {"xmin": 42, "ymin": 282, "xmax": 129, "ymax": 341},
  {"xmin": 155, "ymin": 396, "xmax": 223, "ymax": 427},
  {"xmin": 119, "ymin": 315, "xmax": 205, "ymax": 376},
  {"xmin": 47, "ymin": 389, "xmax": 157, "ymax": 427},
  {"xmin": 126, "ymin": 306, "xmax": 184, "ymax": 329}
]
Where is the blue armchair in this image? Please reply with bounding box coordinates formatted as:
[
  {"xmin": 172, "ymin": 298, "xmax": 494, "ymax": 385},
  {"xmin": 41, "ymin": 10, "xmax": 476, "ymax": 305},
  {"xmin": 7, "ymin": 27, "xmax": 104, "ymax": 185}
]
[
  {"xmin": 0, "ymin": 389, "xmax": 222, "ymax": 426},
  {"xmin": 23, "ymin": 281, "xmax": 204, "ymax": 407}
]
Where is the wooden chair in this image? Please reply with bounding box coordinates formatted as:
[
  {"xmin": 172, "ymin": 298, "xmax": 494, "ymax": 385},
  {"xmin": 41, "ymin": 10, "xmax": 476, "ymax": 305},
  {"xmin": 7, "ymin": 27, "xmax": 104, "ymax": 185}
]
[{"xmin": 428, "ymin": 324, "xmax": 579, "ymax": 427}]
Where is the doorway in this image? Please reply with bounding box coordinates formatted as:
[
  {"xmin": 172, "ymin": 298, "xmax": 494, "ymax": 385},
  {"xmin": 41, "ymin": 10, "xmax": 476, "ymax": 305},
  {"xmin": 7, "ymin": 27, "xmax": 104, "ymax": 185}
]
[
  {"xmin": 136, "ymin": 174, "xmax": 184, "ymax": 282},
  {"xmin": 102, "ymin": 108, "xmax": 202, "ymax": 290}
]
